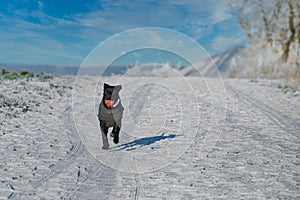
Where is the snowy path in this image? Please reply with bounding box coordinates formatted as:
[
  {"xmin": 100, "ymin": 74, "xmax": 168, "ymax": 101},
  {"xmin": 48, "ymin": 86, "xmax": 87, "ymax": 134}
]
[{"xmin": 0, "ymin": 77, "xmax": 299, "ymax": 199}]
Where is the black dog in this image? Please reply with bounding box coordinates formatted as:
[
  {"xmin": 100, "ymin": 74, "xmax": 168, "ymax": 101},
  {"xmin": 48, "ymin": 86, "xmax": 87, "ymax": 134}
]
[{"xmin": 97, "ymin": 83, "xmax": 124, "ymax": 150}]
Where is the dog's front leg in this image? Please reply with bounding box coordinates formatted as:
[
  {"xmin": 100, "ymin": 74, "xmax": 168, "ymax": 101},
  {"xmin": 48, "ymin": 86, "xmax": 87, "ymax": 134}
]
[
  {"xmin": 100, "ymin": 121, "xmax": 109, "ymax": 149},
  {"xmin": 112, "ymin": 124, "xmax": 121, "ymax": 144}
]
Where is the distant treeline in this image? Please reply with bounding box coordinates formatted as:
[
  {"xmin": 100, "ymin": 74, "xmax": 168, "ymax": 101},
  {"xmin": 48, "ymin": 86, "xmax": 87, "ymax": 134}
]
[
  {"xmin": 0, "ymin": 68, "xmax": 53, "ymax": 80},
  {"xmin": 0, "ymin": 65, "xmax": 128, "ymax": 76}
]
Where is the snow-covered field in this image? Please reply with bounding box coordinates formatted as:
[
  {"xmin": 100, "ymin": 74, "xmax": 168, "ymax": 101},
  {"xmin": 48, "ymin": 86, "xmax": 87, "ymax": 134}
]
[{"xmin": 0, "ymin": 75, "xmax": 299, "ymax": 199}]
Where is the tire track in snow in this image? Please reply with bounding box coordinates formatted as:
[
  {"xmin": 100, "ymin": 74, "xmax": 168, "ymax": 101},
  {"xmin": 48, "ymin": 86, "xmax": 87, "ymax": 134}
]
[
  {"xmin": 63, "ymin": 161, "xmax": 105, "ymax": 199},
  {"xmin": 121, "ymin": 84, "xmax": 155, "ymax": 200},
  {"xmin": 28, "ymin": 106, "xmax": 85, "ymax": 190},
  {"xmin": 128, "ymin": 83, "xmax": 153, "ymax": 124},
  {"xmin": 226, "ymin": 83, "xmax": 299, "ymax": 138},
  {"xmin": 55, "ymin": 109, "xmax": 119, "ymax": 198},
  {"xmin": 226, "ymin": 82, "xmax": 300, "ymax": 196},
  {"xmin": 227, "ymin": 82, "xmax": 298, "ymax": 173},
  {"xmin": 8, "ymin": 105, "xmax": 86, "ymax": 199}
]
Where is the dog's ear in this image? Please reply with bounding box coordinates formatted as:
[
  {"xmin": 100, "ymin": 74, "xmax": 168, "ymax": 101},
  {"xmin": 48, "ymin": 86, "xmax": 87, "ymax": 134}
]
[
  {"xmin": 104, "ymin": 83, "xmax": 110, "ymax": 89},
  {"xmin": 114, "ymin": 85, "xmax": 122, "ymax": 92}
]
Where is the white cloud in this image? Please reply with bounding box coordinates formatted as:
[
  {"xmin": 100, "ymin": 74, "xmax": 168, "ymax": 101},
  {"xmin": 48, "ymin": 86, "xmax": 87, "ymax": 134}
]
[
  {"xmin": 37, "ymin": 1, "xmax": 44, "ymax": 10},
  {"xmin": 209, "ymin": 2, "xmax": 232, "ymax": 24},
  {"xmin": 0, "ymin": 13, "xmax": 87, "ymax": 65}
]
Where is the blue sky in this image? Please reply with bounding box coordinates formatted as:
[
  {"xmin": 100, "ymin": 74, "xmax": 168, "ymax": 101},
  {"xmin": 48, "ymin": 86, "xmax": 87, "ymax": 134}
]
[{"xmin": 0, "ymin": 0, "xmax": 246, "ymax": 66}]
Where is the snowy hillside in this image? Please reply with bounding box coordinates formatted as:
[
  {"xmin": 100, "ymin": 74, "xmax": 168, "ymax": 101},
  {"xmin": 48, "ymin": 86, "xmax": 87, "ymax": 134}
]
[
  {"xmin": 1, "ymin": 75, "xmax": 299, "ymax": 199},
  {"xmin": 123, "ymin": 46, "xmax": 245, "ymax": 78},
  {"xmin": 180, "ymin": 46, "xmax": 244, "ymax": 77}
]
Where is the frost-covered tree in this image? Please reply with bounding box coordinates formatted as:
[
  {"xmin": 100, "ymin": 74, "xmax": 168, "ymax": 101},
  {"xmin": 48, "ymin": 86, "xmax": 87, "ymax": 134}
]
[{"xmin": 227, "ymin": 0, "xmax": 300, "ymax": 84}]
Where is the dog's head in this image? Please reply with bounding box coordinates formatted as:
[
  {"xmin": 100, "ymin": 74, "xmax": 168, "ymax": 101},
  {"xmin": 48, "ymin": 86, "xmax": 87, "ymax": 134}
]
[{"xmin": 103, "ymin": 83, "xmax": 122, "ymax": 108}]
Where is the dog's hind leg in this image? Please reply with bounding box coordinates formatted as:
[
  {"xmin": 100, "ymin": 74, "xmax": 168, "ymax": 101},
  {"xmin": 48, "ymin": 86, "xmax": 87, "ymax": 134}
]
[
  {"xmin": 100, "ymin": 121, "xmax": 109, "ymax": 149},
  {"xmin": 112, "ymin": 125, "xmax": 120, "ymax": 144}
]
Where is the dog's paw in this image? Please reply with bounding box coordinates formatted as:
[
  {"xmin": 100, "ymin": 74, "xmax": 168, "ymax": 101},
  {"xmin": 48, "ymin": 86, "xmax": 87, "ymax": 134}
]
[
  {"xmin": 113, "ymin": 136, "xmax": 119, "ymax": 144},
  {"xmin": 102, "ymin": 145, "xmax": 109, "ymax": 150}
]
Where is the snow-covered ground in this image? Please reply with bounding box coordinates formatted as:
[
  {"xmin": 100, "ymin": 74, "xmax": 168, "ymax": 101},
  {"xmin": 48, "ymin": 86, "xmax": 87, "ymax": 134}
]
[{"xmin": 0, "ymin": 75, "xmax": 299, "ymax": 199}]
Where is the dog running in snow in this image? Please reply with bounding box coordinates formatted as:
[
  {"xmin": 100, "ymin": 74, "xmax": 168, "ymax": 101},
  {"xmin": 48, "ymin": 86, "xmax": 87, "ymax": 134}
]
[{"xmin": 97, "ymin": 83, "xmax": 124, "ymax": 150}]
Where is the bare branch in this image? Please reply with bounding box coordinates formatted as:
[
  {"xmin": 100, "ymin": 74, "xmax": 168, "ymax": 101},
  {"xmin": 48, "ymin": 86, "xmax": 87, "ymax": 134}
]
[{"xmin": 282, "ymin": 0, "xmax": 296, "ymax": 61}]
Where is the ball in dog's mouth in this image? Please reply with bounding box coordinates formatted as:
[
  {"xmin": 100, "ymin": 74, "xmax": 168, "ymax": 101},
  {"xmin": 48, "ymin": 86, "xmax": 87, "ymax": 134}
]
[{"xmin": 104, "ymin": 99, "xmax": 115, "ymax": 107}]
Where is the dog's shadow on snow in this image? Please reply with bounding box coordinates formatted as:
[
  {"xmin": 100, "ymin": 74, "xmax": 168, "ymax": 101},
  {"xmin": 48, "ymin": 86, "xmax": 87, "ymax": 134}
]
[{"xmin": 109, "ymin": 133, "xmax": 183, "ymax": 151}]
